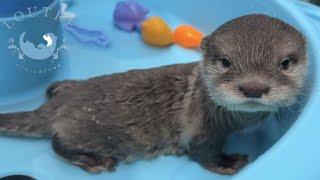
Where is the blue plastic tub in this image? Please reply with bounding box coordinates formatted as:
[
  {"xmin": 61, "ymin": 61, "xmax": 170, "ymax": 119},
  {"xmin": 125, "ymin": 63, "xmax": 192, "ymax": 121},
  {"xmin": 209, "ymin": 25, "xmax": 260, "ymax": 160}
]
[{"xmin": 1, "ymin": 0, "xmax": 320, "ymax": 179}]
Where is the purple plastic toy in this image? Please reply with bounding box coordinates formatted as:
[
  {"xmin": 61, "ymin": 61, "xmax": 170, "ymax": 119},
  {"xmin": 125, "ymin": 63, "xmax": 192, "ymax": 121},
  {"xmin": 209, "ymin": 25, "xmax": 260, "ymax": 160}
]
[
  {"xmin": 113, "ymin": 0, "xmax": 149, "ymax": 32},
  {"xmin": 64, "ymin": 23, "xmax": 111, "ymax": 47}
]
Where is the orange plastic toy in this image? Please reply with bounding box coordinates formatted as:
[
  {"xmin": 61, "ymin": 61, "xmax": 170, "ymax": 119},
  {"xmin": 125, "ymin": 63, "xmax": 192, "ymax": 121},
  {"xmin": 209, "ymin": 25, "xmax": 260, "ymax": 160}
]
[
  {"xmin": 173, "ymin": 25, "xmax": 204, "ymax": 48},
  {"xmin": 141, "ymin": 16, "xmax": 173, "ymax": 47}
]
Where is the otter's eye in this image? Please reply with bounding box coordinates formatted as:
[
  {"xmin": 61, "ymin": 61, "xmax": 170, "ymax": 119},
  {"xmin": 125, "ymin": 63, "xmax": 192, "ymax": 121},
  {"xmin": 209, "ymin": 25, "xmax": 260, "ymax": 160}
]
[
  {"xmin": 280, "ymin": 57, "xmax": 292, "ymax": 70},
  {"xmin": 218, "ymin": 56, "xmax": 231, "ymax": 68}
]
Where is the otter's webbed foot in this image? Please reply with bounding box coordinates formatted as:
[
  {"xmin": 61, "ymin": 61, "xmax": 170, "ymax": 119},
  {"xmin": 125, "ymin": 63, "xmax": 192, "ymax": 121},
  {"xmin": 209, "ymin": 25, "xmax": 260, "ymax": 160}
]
[
  {"xmin": 52, "ymin": 134, "xmax": 118, "ymax": 173},
  {"xmin": 201, "ymin": 153, "xmax": 248, "ymax": 175},
  {"xmin": 72, "ymin": 156, "xmax": 118, "ymax": 173}
]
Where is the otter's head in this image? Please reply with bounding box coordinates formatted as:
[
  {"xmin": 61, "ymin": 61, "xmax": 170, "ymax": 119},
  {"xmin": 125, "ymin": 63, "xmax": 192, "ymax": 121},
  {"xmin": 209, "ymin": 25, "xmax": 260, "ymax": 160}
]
[{"xmin": 201, "ymin": 14, "xmax": 307, "ymax": 112}]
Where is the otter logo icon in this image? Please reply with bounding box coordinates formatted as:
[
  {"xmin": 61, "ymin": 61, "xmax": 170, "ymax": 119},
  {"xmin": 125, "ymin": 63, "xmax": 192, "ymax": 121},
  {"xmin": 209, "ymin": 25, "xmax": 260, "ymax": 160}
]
[
  {"xmin": 5, "ymin": 5, "xmax": 69, "ymax": 74},
  {"xmin": 19, "ymin": 32, "xmax": 58, "ymax": 60}
]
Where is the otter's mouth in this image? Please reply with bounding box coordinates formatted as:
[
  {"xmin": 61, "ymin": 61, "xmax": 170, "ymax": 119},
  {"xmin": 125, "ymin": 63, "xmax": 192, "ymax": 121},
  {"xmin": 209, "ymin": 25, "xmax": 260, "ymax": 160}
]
[
  {"xmin": 227, "ymin": 100, "xmax": 277, "ymax": 112},
  {"xmin": 243, "ymin": 101, "xmax": 264, "ymax": 108}
]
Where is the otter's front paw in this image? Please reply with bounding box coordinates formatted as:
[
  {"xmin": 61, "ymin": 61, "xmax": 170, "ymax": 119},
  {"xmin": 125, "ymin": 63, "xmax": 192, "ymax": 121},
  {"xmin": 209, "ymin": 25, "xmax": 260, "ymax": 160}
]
[{"xmin": 201, "ymin": 153, "xmax": 248, "ymax": 175}]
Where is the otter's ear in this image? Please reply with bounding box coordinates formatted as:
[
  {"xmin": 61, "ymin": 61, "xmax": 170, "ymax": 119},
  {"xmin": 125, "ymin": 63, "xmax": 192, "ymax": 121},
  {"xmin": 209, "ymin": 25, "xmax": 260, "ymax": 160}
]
[{"xmin": 200, "ymin": 36, "xmax": 210, "ymax": 53}]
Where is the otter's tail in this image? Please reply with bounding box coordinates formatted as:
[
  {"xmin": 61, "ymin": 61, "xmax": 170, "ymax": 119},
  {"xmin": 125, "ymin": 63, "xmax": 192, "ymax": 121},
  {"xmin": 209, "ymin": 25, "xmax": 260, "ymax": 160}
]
[{"xmin": 0, "ymin": 111, "xmax": 50, "ymax": 138}]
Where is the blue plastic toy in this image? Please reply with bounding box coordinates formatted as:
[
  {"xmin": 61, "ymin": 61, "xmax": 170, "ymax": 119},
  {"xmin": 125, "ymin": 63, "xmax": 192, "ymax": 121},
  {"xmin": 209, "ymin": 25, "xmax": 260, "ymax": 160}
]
[
  {"xmin": 64, "ymin": 23, "xmax": 111, "ymax": 47},
  {"xmin": 1, "ymin": 0, "xmax": 320, "ymax": 180}
]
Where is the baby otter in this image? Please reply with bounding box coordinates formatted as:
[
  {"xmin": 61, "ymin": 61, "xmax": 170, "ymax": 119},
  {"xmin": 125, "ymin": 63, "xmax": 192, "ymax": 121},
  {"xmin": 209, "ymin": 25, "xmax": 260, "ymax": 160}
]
[{"xmin": 0, "ymin": 14, "xmax": 307, "ymax": 175}]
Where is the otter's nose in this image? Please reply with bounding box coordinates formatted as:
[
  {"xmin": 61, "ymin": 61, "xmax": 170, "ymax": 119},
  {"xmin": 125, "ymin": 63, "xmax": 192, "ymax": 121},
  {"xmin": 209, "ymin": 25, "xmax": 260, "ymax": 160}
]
[{"xmin": 238, "ymin": 82, "xmax": 270, "ymax": 98}]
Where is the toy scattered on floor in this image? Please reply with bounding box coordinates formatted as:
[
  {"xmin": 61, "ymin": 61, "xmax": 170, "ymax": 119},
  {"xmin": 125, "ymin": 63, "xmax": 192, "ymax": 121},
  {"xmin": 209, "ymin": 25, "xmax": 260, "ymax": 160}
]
[
  {"xmin": 140, "ymin": 16, "xmax": 173, "ymax": 47},
  {"xmin": 173, "ymin": 25, "xmax": 204, "ymax": 48},
  {"xmin": 112, "ymin": 1, "xmax": 204, "ymax": 49},
  {"xmin": 64, "ymin": 24, "xmax": 111, "ymax": 47},
  {"xmin": 113, "ymin": 0, "xmax": 149, "ymax": 32}
]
